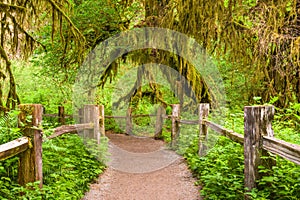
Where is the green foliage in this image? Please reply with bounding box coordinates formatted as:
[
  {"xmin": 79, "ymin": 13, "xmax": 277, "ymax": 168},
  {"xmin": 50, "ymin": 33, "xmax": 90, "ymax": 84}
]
[
  {"xmin": 222, "ymin": 107, "xmax": 244, "ymax": 134},
  {"xmin": 183, "ymin": 103, "xmax": 300, "ymax": 199},
  {"xmin": 185, "ymin": 134, "xmax": 300, "ymax": 199},
  {"xmin": 273, "ymin": 102, "xmax": 300, "ymax": 133},
  {"xmin": 96, "ymin": 62, "xmax": 179, "ymax": 134},
  {"xmin": 175, "ymin": 124, "xmax": 199, "ymax": 154},
  {"xmin": 13, "ymin": 61, "xmax": 73, "ymax": 114},
  {"xmin": 217, "ymin": 59, "xmax": 249, "ymax": 108},
  {"xmin": 73, "ymin": 0, "xmax": 121, "ymax": 46},
  {"xmin": 160, "ymin": 127, "xmax": 171, "ymax": 143},
  {"xmin": 32, "ymin": 0, "xmax": 142, "ymax": 90},
  {"xmin": 0, "ymin": 133, "xmax": 105, "ymax": 199},
  {"xmin": 248, "ymin": 157, "xmax": 300, "ymax": 199},
  {"xmin": 185, "ymin": 136, "xmax": 245, "ymax": 199},
  {"xmin": 0, "ymin": 111, "xmax": 21, "ymax": 196},
  {"xmin": 0, "ymin": 110, "xmax": 21, "ymax": 144},
  {"xmin": 41, "ymin": 134, "xmax": 105, "ymax": 199}
]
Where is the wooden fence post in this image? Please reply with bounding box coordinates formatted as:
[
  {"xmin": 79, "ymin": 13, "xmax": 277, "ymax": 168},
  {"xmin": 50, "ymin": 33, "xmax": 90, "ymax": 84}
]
[
  {"xmin": 154, "ymin": 105, "xmax": 166, "ymax": 139},
  {"xmin": 84, "ymin": 105, "xmax": 100, "ymax": 144},
  {"xmin": 171, "ymin": 104, "xmax": 180, "ymax": 147},
  {"xmin": 84, "ymin": 105, "xmax": 92, "ymax": 139},
  {"xmin": 78, "ymin": 108, "xmax": 83, "ymax": 124},
  {"xmin": 126, "ymin": 107, "xmax": 132, "ymax": 135},
  {"xmin": 99, "ymin": 105, "xmax": 105, "ymax": 136},
  {"xmin": 244, "ymin": 105, "xmax": 275, "ymax": 199},
  {"xmin": 58, "ymin": 106, "xmax": 65, "ymax": 125},
  {"xmin": 94, "ymin": 106, "xmax": 100, "ymax": 144},
  {"xmin": 198, "ymin": 103, "xmax": 209, "ymax": 156},
  {"xmin": 18, "ymin": 104, "xmax": 43, "ymax": 188},
  {"xmin": 176, "ymin": 80, "xmax": 184, "ymax": 106}
]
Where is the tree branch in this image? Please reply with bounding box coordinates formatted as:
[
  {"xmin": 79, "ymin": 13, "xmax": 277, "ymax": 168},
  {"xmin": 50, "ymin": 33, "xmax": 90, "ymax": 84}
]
[
  {"xmin": 48, "ymin": 0, "xmax": 85, "ymax": 43},
  {"xmin": 0, "ymin": 3, "xmax": 26, "ymax": 10}
]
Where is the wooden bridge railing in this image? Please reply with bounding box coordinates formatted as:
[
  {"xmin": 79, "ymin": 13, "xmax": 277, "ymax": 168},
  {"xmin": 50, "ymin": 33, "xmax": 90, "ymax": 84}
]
[
  {"xmin": 167, "ymin": 103, "xmax": 300, "ymax": 200},
  {"xmin": 0, "ymin": 104, "xmax": 104, "ymax": 189}
]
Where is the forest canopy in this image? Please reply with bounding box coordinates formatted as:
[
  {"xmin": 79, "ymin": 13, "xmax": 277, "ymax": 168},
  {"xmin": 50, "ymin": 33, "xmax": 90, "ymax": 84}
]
[{"xmin": 0, "ymin": 0, "xmax": 299, "ymax": 111}]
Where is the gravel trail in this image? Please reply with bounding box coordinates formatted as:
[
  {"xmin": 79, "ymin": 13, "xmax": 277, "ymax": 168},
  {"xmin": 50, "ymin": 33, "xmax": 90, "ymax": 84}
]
[{"xmin": 83, "ymin": 133, "xmax": 201, "ymax": 200}]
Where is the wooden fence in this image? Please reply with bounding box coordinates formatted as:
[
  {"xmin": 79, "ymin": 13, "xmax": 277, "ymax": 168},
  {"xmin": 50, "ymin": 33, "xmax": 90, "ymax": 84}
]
[
  {"xmin": 0, "ymin": 104, "xmax": 104, "ymax": 189},
  {"xmin": 164, "ymin": 103, "xmax": 300, "ymax": 200},
  {"xmin": 1, "ymin": 103, "xmax": 300, "ymax": 199},
  {"xmin": 42, "ymin": 106, "xmax": 72, "ymax": 125}
]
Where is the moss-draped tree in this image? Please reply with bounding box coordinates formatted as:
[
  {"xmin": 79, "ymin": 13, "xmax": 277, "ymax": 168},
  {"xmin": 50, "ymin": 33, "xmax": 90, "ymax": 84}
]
[
  {"xmin": 1, "ymin": 0, "xmax": 299, "ymax": 111},
  {"xmin": 100, "ymin": 0, "xmax": 300, "ymax": 109},
  {"xmin": 99, "ymin": 0, "xmax": 214, "ymax": 112},
  {"xmin": 159, "ymin": 0, "xmax": 300, "ymax": 107},
  {"xmin": 0, "ymin": 0, "xmax": 135, "ymax": 111},
  {"xmin": 0, "ymin": 0, "xmax": 85, "ymax": 111}
]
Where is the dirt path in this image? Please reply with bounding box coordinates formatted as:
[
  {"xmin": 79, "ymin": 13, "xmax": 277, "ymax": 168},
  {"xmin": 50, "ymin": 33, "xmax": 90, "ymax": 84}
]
[{"xmin": 83, "ymin": 132, "xmax": 201, "ymax": 200}]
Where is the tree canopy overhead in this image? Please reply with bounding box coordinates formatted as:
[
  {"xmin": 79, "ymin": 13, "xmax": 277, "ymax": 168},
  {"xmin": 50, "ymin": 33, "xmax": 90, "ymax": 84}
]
[
  {"xmin": 0, "ymin": 0, "xmax": 299, "ymax": 111},
  {"xmin": 100, "ymin": 0, "xmax": 300, "ymax": 109},
  {"xmin": 159, "ymin": 0, "xmax": 300, "ymax": 107},
  {"xmin": 0, "ymin": 0, "xmax": 137, "ymax": 111}
]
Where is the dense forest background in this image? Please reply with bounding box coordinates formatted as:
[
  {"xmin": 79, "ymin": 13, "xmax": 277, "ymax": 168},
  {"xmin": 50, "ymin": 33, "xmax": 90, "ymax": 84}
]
[
  {"xmin": 0, "ymin": 0, "xmax": 300, "ymax": 199},
  {"xmin": 0, "ymin": 0, "xmax": 299, "ymax": 112}
]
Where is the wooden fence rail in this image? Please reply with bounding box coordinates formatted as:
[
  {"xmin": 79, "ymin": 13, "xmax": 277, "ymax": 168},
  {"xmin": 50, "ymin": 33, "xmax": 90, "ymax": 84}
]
[
  {"xmin": 105, "ymin": 114, "xmax": 157, "ymax": 119},
  {"xmin": 0, "ymin": 137, "xmax": 29, "ymax": 161},
  {"xmin": 0, "ymin": 103, "xmax": 104, "ymax": 189},
  {"xmin": 167, "ymin": 103, "xmax": 300, "ymax": 200},
  {"xmin": 42, "ymin": 106, "xmax": 73, "ymax": 125},
  {"xmin": 263, "ymin": 136, "xmax": 300, "ymax": 165},
  {"xmin": 203, "ymin": 120, "xmax": 244, "ymax": 144},
  {"xmin": 46, "ymin": 123, "xmax": 94, "ymax": 140}
]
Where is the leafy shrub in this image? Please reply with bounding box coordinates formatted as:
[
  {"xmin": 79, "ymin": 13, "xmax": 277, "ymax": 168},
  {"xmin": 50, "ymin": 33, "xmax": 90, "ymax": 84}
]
[
  {"xmin": 0, "ymin": 110, "xmax": 22, "ymax": 145},
  {"xmin": 247, "ymin": 157, "xmax": 300, "ymax": 200},
  {"xmin": 185, "ymin": 136, "xmax": 245, "ymax": 200},
  {"xmin": 0, "ymin": 133, "xmax": 105, "ymax": 199}
]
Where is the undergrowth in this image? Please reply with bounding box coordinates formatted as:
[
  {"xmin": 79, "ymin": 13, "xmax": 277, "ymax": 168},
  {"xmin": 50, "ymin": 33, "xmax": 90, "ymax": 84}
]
[
  {"xmin": 185, "ymin": 136, "xmax": 245, "ymax": 199},
  {"xmin": 183, "ymin": 102, "xmax": 300, "ymax": 200},
  {"xmin": 0, "ymin": 118, "xmax": 106, "ymax": 199}
]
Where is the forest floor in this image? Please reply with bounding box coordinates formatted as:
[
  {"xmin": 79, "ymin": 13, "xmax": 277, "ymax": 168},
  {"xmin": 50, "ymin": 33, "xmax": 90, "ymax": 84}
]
[{"xmin": 82, "ymin": 131, "xmax": 201, "ymax": 200}]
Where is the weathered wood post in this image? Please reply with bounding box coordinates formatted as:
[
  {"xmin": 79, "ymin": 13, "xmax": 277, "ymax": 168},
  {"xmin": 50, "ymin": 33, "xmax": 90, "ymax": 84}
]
[
  {"xmin": 171, "ymin": 104, "xmax": 180, "ymax": 147},
  {"xmin": 84, "ymin": 105, "xmax": 100, "ymax": 144},
  {"xmin": 244, "ymin": 105, "xmax": 275, "ymax": 199},
  {"xmin": 84, "ymin": 105, "xmax": 92, "ymax": 140},
  {"xmin": 78, "ymin": 108, "xmax": 83, "ymax": 124},
  {"xmin": 126, "ymin": 107, "xmax": 132, "ymax": 135},
  {"xmin": 198, "ymin": 103, "xmax": 209, "ymax": 156},
  {"xmin": 58, "ymin": 106, "xmax": 65, "ymax": 125},
  {"xmin": 154, "ymin": 105, "xmax": 166, "ymax": 139},
  {"xmin": 93, "ymin": 106, "xmax": 100, "ymax": 144},
  {"xmin": 18, "ymin": 104, "xmax": 43, "ymax": 188},
  {"xmin": 176, "ymin": 80, "xmax": 184, "ymax": 106},
  {"xmin": 99, "ymin": 105, "xmax": 105, "ymax": 136}
]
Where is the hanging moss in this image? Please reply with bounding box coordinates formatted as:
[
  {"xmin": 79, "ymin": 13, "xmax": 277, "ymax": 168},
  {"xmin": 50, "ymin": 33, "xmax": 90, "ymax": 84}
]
[
  {"xmin": 160, "ymin": 0, "xmax": 300, "ymax": 107},
  {"xmin": 0, "ymin": 0, "xmax": 86, "ymax": 111}
]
